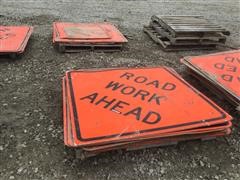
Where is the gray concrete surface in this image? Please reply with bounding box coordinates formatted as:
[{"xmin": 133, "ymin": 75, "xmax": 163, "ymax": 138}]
[{"xmin": 0, "ymin": 0, "xmax": 240, "ymax": 179}]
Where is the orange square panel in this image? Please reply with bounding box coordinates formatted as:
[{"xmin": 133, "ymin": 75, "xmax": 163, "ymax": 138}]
[
  {"xmin": 0, "ymin": 26, "xmax": 33, "ymax": 54},
  {"xmin": 181, "ymin": 50, "xmax": 240, "ymax": 105},
  {"xmin": 53, "ymin": 22, "xmax": 127, "ymax": 43},
  {"xmin": 64, "ymin": 67, "xmax": 232, "ymax": 146}
]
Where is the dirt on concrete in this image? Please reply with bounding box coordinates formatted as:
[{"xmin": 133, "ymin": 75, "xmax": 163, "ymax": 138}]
[{"xmin": 0, "ymin": 0, "xmax": 240, "ymax": 179}]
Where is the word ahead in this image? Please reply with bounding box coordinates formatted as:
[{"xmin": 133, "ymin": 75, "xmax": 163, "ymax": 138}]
[{"xmin": 80, "ymin": 92, "xmax": 161, "ymax": 124}]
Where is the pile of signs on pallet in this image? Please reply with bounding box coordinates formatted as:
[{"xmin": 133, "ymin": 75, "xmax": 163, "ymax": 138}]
[
  {"xmin": 181, "ymin": 50, "xmax": 240, "ymax": 109},
  {"xmin": 53, "ymin": 22, "xmax": 127, "ymax": 52},
  {"xmin": 143, "ymin": 15, "xmax": 230, "ymax": 51},
  {"xmin": 0, "ymin": 26, "xmax": 33, "ymax": 58},
  {"xmin": 62, "ymin": 67, "xmax": 232, "ymax": 158}
]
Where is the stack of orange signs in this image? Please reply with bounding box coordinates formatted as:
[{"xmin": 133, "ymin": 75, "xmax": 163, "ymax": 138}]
[
  {"xmin": 0, "ymin": 26, "xmax": 33, "ymax": 58},
  {"xmin": 53, "ymin": 22, "xmax": 127, "ymax": 52},
  {"xmin": 181, "ymin": 50, "xmax": 240, "ymax": 108},
  {"xmin": 62, "ymin": 67, "xmax": 232, "ymax": 157}
]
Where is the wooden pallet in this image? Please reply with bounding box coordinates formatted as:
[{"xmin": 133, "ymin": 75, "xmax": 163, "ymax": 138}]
[
  {"xmin": 56, "ymin": 43, "xmax": 123, "ymax": 53},
  {"xmin": 149, "ymin": 21, "xmax": 227, "ymax": 45},
  {"xmin": 143, "ymin": 26, "xmax": 217, "ymax": 51},
  {"xmin": 151, "ymin": 15, "xmax": 230, "ymax": 37},
  {"xmin": 0, "ymin": 52, "xmax": 21, "ymax": 59}
]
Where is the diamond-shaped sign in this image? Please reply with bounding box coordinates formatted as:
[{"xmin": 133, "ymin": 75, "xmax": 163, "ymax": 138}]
[{"xmin": 63, "ymin": 67, "xmax": 232, "ymax": 147}]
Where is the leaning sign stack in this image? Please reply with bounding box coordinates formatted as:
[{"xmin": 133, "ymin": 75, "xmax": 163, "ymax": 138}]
[
  {"xmin": 62, "ymin": 67, "xmax": 232, "ymax": 158},
  {"xmin": 144, "ymin": 15, "xmax": 230, "ymax": 51},
  {"xmin": 181, "ymin": 50, "xmax": 240, "ymax": 108}
]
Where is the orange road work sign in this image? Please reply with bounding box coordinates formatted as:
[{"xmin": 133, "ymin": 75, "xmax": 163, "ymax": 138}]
[
  {"xmin": 53, "ymin": 22, "xmax": 127, "ymax": 43},
  {"xmin": 0, "ymin": 26, "xmax": 33, "ymax": 53},
  {"xmin": 63, "ymin": 67, "xmax": 232, "ymax": 148},
  {"xmin": 181, "ymin": 50, "xmax": 240, "ymax": 106}
]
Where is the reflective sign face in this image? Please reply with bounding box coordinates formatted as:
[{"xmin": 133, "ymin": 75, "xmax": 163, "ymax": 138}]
[
  {"xmin": 62, "ymin": 25, "xmax": 110, "ymax": 39},
  {"xmin": 183, "ymin": 50, "xmax": 240, "ymax": 100},
  {"xmin": 0, "ymin": 26, "xmax": 33, "ymax": 53},
  {"xmin": 65, "ymin": 67, "xmax": 231, "ymax": 146},
  {"xmin": 53, "ymin": 22, "xmax": 127, "ymax": 43}
]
